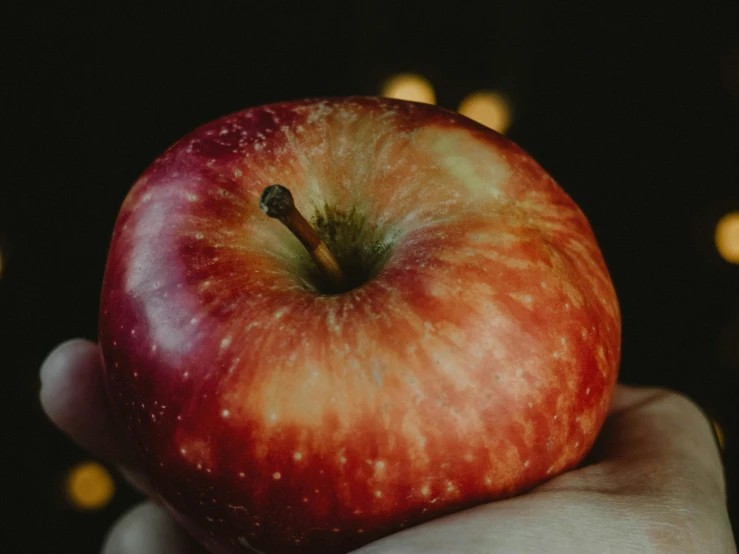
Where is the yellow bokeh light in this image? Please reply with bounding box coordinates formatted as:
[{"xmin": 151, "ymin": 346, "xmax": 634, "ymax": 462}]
[
  {"xmin": 65, "ymin": 461, "xmax": 115, "ymax": 510},
  {"xmin": 715, "ymin": 211, "xmax": 739, "ymax": 264},
  {"xmin": 458, "ymin": 90, "xmax": 513, "ymax": 134},
  {"xmin": 712, "ymin": 420, "xmax": 725, "ymax": 452},
  {"xmin": 380, "ymin": 73, "xmax": 436, "ymax": 105}
]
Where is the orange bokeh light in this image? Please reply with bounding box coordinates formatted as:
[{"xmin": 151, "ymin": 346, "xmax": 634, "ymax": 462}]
[
  {"xmin": 458, "ymin": 91, "xmax": 513, "ymax": 134},
  {"xmin": 715, "ymin": 211, "xmax": 739, "ymax": 264},
  {"xmin": 380, "ymin": 74, "xmax": 436, "ymax": 105},
  {"xmin": 65, "ymin": 461, "xmax": 115, "ymax": 510}
]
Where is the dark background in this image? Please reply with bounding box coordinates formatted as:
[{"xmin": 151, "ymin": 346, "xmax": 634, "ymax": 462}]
[{"xmin": 3, "ymin": 1, "xmax": 738, "ymax": 552}]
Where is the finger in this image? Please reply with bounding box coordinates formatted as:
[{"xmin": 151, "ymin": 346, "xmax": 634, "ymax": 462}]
[
  {"xmin": 102, "ymin": 501, "xmax": 205, "ymax": 554},
  {"xmin": 40, "ymin": 339, "xmax": 130, "ymax": 464},
  {"xmin": 596, "ymin": 385, "xmax": 723, "ymax": 478},
  {"xmin": 563, "ymin": 385, "xmax": 727, "ymax": 504}
]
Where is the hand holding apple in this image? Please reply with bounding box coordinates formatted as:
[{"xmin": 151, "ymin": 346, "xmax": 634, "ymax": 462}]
[
  {"xmin": 40, "ymin": 343, "xmax": 735, "ymax": 553},
  {"xmin": 97, "ymin": 97, "xmax": 621, "ymax": 553}
]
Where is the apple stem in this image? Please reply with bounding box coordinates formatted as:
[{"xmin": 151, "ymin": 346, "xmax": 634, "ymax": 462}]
[{"xmin": 259, "ymin": 184, "xmax": 346, "ymax": 288}]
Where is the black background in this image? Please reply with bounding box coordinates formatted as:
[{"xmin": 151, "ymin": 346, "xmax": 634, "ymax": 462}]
[{"xmin": 3, "ymin": 1, "xmax": 739, "ymax": 552}]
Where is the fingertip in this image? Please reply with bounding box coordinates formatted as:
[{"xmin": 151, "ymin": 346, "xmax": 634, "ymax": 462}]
[
  {"xmin": 102, "ymin": 502, "xmax": 205, "ymax": 554},
  {"xmin": 40, "ymin": 338, "xmax": 99, "ymax": 413},
  {"xmin": 39, "ymin": 338, "xmax": 129, "ymax": 464}
]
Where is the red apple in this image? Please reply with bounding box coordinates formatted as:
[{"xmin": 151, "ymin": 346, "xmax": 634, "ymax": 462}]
[{"xmin": 99, "ymin": 97, "xmax": 621, "ymax": 554}]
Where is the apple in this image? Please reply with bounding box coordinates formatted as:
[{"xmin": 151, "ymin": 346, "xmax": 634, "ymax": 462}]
[{"xmin": 99, "ymin": 97, "xmax": 621, "ymax": 554}]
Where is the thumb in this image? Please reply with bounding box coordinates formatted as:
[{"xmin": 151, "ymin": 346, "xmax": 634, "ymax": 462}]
[
  {"xmin": 583, "ymin": 384, "xmax": 726, "ymax": 505},
  {"xmin": 594, "ymin": 385, "xmax": 722, "ymax": 469}
]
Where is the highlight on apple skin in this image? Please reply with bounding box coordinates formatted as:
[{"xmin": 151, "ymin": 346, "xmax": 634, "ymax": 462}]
[{"xmin": 99, "ymin": 97, "xmax": 621, "ymax": 554}]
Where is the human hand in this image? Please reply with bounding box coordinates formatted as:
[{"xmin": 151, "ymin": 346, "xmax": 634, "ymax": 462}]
[{"xmin": 41, "ymin": 339, "xmax": 736, "ymax": 554}]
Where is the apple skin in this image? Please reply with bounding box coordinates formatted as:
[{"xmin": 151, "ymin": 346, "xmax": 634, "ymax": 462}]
[{"xmin": 99, "ymin": 97, "xmax": 621, "ymax": 554}]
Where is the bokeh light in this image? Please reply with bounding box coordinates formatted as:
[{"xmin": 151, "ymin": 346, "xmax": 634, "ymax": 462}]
[
  {"xmin": 712, "ymin": 420, "xmax": 725, "ymax": 451},
  {"xmin": 65, "ymin": 461, "xmax": 115, "ymax": 510},
  {"xmin": 458, "ymin": 90, "xmax": 513, "ymax": 134},
  {"xmin": 380, "ymin": 73, "xmax": 436, "ymax": 105},
  {"xmin": 715, "ymin": 211, "xmax": 739, "ymax": 264}
]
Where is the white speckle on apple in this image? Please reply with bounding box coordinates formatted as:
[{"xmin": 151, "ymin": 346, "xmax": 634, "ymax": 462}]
[
  {"xmin": 421, "ymin": 485, "xmax": 431, "ymax": 496},
  {"xmin": 197, "ymin": 464, "xmax": 203, "ymax": 470},
  {"xmin": 293, "ymin": 452, "xmax": 303, "ymax": 461},
  {"xmin": 142, "ymin": 193, "xmax": 151, "ymax": 203},
  {"xmin": 546, "ymin": 465, "xmax": 554, "ymax": 475},
  {"xmin": 221, "ymin": 409, "xmax": 230, "ymax": 418},
  {"xmin": 187, "ymin": 194, "xmax": 198, "ymax": 202},
  {"xmin": 575, "ymin": 441, "xmax": 580, "ymax": 448},
  {"xmin": 273, "ymin": 309, "xmax": 286, "ymax": 319},
  {"xmin": 195, "ymin": 233, "xmax": 203, "ymax": 239},
  {"xmin": 553, "ymin": 352, "xmax": 560, "ymax": 359},
  {"xmin": 130, "ymin": 329, "xmax": 136, "ymax": 335},
  {"xmin": 339, "ymin": 456, "xmax": 347, "ymax": 464},
  {"xmin": 269, "ymin": 413, "xmax": 277, "ymax": 421},
  {"xmin": 220, "ymin": 336, "xmax": 231, "ymax": 350},
  {"xmin": 464, "ymin": 453, "xmax": 474, "ymax": 462},
  {"xmin": 515, "ymin": 368, "xmax": 523, "ymax": 377},
  {"xmin": 302, "ymin": 497, "xmax": 308, "ymax": 503},
  {"xmin": 183, "ymin": 372, "xmax": 189, "ymax": 378},
  {"xmin": 524, "ymin": 460, "xmax": 531, "ymax": 468},
  {"xmin": 190, "ymin": 318, "xmax": 198, "ymax": 325},
  {"xmin": 151, "ymin": 344, "xmax": 157, "ymax": 352},
  {"xmin": 375, "ymin": 460, "xmax": 385, "ymax": 470},
  {"xmin": 586, "ymin": 387, "xmax": 591, "ymax": 395},
  {"xmin": 239, "ymin": 472, "xmax": 245, "ymax": 478},
  {"xmin": 374, "ymin": 490, "xmax": 382, "ymax": 498}
]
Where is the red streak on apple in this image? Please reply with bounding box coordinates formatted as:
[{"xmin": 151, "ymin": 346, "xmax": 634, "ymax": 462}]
[{"xmin": 99, "ymin": 97, "xmax": 620, "ymax": 554}]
